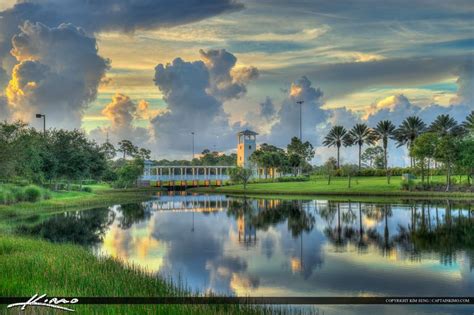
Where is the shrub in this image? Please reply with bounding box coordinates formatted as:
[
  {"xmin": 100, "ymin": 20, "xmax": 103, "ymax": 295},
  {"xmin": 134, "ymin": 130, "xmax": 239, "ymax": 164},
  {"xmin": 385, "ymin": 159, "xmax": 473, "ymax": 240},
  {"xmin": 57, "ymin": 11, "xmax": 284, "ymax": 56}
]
[
  {"xmin": 42, "ymin": 189, "xmax": 52, "ymax": 200},
  {"xmin": 10, "ymin": 186, "xmax": 25, "ymax": 202},
  {"xmin": 82, "ymin": 186, "xmax": 93, "ymax": 193},
  {"xmin": 23, "ymin": 185, "xmax": 42, "ymax": 202},
  {"xmin": 400, "ymin": 179, "xmax": 415, "ymax": 191},
  {"xmin": 276, "ymin": 176, "xmax": 309, "ymax": 182}
]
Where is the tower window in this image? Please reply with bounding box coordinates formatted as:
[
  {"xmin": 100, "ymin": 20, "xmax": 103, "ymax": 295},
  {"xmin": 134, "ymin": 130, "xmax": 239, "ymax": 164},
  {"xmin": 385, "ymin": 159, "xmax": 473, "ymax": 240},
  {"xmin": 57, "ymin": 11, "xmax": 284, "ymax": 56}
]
[{"xmin": 248, "ymin": 145, "xmax": 252, "ymax": 149}]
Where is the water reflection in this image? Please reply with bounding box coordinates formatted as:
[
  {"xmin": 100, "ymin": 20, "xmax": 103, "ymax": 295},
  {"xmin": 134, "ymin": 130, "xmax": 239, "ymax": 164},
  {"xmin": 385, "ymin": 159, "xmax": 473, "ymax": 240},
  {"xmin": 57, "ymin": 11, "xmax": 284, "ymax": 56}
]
[{"xmin": 17, "ymin": 194, "xmax": 473, "ymax": 312}]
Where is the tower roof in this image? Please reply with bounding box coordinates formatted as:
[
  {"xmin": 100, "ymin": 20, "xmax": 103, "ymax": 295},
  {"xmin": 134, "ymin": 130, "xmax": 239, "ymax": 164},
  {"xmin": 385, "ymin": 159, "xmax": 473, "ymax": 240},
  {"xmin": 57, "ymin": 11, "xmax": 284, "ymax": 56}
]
[{"xmin": 237, "ymin": 129, "xmax": 258, "ymax": 136}]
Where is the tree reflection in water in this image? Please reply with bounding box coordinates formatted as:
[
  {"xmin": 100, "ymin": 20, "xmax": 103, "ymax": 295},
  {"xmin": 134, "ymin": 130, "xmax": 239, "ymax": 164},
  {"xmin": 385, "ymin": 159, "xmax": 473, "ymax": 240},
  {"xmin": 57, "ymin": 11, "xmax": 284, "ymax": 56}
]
[
  {"xmin": 118, "ymin": 202, "xmax": 153, "ymax": 229},
  {"xmin": 16, "ymin": 207, "xmax": 115, "ymax": 245},
  {"xmin": 15, "ymin": 196, "xmax": 473, "ymax": 270},
  {"xmin": 227, "ymin": 198, "xmax": 472, "ymax": 268}
]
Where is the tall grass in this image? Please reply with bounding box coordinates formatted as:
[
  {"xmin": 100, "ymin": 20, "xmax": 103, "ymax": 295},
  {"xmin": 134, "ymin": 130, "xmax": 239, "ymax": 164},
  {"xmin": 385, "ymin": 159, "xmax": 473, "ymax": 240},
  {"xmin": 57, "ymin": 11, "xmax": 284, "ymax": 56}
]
[
  {"xmin": 0, "ymin": 235, "xmax": 313, "ymax": 314},
  {"xmin": 0, "ymin": 184, "xmax": 52, "ymax": 205}
]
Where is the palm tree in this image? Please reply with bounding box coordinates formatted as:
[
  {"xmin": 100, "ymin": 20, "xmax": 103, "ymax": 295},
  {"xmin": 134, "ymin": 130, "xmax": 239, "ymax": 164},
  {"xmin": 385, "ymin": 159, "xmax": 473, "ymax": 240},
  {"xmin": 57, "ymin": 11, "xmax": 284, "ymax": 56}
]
[
  {"xmin": 323, "ymin": 126, "xmax": 349, "ymax": 169},
  {"xmin": 462, "ymin": 111, "xmax": 474, "ymax": 133},
  {"xmin": 346, "ymin": 123, "xmax": 377, "ymax": 170},
  {"xmin": 429, "ymin": 114, "xmax": 463, "ymax": 136},
  {"xmin": 394, "ymin": 116, "xmax": 426, "ymax": 167},
  {"xmin": 374, "ymin": 120, "xmax": 396, "ymax": 171}
]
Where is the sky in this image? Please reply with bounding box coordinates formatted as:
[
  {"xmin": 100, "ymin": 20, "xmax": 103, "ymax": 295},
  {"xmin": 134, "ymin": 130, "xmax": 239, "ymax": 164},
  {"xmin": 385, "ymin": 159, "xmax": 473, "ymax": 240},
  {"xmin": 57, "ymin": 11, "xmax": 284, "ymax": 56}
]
[{"xmin": 0, "ymin": 0, "xmax": 472, "ymax": 165}]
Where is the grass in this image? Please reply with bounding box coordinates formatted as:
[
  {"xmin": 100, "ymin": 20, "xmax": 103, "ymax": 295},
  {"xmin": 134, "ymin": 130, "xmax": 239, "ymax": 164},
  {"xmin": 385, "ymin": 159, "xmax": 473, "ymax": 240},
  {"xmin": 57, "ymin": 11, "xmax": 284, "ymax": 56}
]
[
  {"xmin": 0, "ymin": 235, "xmax": 295, "ymax": 314},
  {"xmin": 193, "ymin": 176, "xmax": 474, "ymax": 199}
]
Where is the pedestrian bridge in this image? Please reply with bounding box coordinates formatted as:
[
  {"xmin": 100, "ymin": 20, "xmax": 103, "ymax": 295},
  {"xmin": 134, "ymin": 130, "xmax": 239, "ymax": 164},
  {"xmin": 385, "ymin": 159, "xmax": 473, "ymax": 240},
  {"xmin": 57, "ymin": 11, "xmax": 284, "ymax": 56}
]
[{"xmin": 141, "ymin": 163, "xmax": 235, "ymax": 184}]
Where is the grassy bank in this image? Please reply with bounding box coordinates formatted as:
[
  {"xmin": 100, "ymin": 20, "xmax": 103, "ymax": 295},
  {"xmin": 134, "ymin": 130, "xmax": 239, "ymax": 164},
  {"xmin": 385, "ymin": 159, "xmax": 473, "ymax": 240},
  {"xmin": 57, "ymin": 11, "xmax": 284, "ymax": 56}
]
[
  {"xmin": 0, "ymin": 187, "xmax": 306, "ymax": 314},
  {"xmin": 193, "ymin": 176, "xmax": 474, "ymax": 199},
  {"xmin": 0, "ymin": 185, "xmax": 160, "ymax": 220},
  {"xmin": 0, "ymin": 235, "xmax": 287, "ymax": 315}
]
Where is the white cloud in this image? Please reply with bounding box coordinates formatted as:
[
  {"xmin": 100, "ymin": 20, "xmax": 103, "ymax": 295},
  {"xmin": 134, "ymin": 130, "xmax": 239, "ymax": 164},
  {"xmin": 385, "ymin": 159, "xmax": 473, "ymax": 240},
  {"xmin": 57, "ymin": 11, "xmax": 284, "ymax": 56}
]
[{"xmin": 5, "ymin": 22, "xmax": 109, "ymax": 128}]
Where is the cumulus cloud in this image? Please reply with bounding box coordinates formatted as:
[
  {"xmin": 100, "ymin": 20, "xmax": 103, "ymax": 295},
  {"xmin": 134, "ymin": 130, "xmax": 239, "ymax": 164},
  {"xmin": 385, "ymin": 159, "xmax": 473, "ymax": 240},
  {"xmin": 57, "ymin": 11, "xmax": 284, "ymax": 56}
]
[
  {"xmin": 451, "ymin": 62, "xmax": 474, "ymax": 106},
  {"xmin": 266, "ymin": 76, "xmax": 326, "ymax": 147},
  {"xmin": 90, "ymin": 93, "xmax": 150, "ymax": 147},
  {"xmin": 364, "ymin": 94, "xmax": 471, "ymax": 127},
  {"xmin": 200, "ymin": 49, "xmax": 258, "ymax": 101},
  {"xmin": 5, "ymin": 21, "xmax": 109, "ymax": 128},
  {"xmin": 150, "ymin": 50, "xmax": 255, "ymax": 157},
  {"xmin": 259, "ymin": 97, "xmax": 276, "ymax": 120}
]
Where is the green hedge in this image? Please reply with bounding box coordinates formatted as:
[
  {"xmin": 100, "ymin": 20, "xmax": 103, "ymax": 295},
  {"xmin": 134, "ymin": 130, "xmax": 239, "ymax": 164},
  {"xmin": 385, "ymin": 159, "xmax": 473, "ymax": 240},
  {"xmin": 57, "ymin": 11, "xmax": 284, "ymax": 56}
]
[{"xmin": 314, "ymin": 167, "xmax": 448, "ymax": 177}]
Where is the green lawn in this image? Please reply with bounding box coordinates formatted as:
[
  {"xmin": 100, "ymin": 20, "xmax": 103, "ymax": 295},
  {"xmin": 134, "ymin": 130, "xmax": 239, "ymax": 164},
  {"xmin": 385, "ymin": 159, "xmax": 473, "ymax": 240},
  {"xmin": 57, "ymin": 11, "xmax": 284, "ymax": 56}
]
[{"xmin": 196, "ymin": 176, "xmax": 473, "ymax": 198}]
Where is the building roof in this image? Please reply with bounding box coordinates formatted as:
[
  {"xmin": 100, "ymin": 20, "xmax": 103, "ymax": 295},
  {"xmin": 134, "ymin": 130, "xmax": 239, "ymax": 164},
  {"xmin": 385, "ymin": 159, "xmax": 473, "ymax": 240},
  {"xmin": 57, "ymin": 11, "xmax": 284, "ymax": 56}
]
[{"xmin": 237, "ymin": 129, "xmax": 258, "ymax": 136}]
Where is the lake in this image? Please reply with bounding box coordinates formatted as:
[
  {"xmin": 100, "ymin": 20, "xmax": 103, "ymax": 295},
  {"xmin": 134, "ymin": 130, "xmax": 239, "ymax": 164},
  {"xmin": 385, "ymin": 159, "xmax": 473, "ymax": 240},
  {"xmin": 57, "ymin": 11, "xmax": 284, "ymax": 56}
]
[{"xmin": 17, "ymin": 193, "xmax": 474, "ymax": 314}]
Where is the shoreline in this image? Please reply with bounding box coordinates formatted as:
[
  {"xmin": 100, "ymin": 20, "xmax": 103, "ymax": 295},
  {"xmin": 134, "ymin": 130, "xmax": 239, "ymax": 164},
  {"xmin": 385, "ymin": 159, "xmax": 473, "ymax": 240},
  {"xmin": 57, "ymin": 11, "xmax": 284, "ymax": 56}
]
[{"xmin": 190, "ymin": 186, "xmax": 474, "ymax": 200}]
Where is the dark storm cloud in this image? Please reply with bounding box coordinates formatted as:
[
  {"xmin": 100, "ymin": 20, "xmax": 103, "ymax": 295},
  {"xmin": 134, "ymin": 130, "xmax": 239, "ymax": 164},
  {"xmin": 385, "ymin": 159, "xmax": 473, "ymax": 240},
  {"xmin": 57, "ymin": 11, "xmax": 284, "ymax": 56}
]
[{"xmin": 0, "ymin": 0, "xmax": 243, "ymax": 34}]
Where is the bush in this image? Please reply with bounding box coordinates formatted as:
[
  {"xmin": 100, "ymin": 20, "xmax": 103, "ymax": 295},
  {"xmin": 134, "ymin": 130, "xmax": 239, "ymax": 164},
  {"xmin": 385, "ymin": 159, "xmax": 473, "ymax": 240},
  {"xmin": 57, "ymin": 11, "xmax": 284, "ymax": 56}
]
[
  {"xmin": 82, "ymin": 186, "xmax": 93, "ymax": 193},
  {"xmin": 23, "ymin": 185, "xmax": 42, "ymax": 202},
  {"xmin": 400, "ymin": 179, "xmax": 415, "ymax": 191},
  {"xmin": 10, "ymin": 186, "xmax": 25, "ymax": 202},
  {"xmin": 276, "ymin": 176, "xmax": 309, "ymax": 182},
  {"xmin": 42, "ymin": 189, "xmax": 52, "ymax": 200}
]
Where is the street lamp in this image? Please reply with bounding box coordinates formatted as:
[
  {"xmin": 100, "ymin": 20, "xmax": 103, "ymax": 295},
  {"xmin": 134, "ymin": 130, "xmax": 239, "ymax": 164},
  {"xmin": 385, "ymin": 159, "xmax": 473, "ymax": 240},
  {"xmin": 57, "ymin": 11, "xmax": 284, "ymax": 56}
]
[
  {"xmin": 296, "ymin": 100, "xmax": 304, "ymax": 141},
  {"xmin": 191, "ymin": 132, "xmax": 195, "ymax": 160},
  {"xmin": 35, "ymin": 113, "xmax": 46, "ymax": 136}
]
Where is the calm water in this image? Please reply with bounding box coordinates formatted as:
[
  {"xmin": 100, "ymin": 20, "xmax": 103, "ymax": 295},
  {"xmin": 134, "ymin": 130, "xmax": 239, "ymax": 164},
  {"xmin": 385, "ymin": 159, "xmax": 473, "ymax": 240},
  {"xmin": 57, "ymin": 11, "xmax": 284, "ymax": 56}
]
[{"xmin": 18, "ymin": 193, "xmax": 474, "ymax": 314}]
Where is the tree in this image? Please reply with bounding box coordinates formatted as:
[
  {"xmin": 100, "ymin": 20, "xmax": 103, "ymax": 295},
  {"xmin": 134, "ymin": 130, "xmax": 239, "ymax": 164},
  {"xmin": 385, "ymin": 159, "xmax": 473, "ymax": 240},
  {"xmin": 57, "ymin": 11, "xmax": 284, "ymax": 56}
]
[
  {"xmin": 118, "ymin": 140, "xmax": 138, "ymax": 159},
  {"xmin": 433, "ymin": 135, "xmax": 460, "ymax": 192},
  {"xmin": 394, "ymin": 116, "xmax": 426, "ymax": 167},
  {"xmin": 374, "ymin": 120, "xmax": 396, "ymax": 181},
  {"xmin": 135, "ymin": 147, "xmax": 151, "ymax": 160},
  {"xmin": 323, "ymin": 157, "xmax": 337, "ymax": 185},
  {"xmin": 229, "ymin": 167, "xmax": 253, "ymax": 189},
  {"xmin": 116, "ymin": 157, "xmax": 144, "ymax": 188},
  {"xmin": 323, "ymin": 126, "xmax": 349, "ymax": 169},
  {"xmin": 462, "ymin": 111, "xmax": 474, "ymax": 134},
  {"xmin": 361, "ymin": 146, "xmax": 384, "ymax": 169},
  {"xmin": 250, "ymin": 144, "xmax": 286, "ymax": 178},
  {"xmin": 410, "ymin": 132, "xmax": 437, "ymax": 184},
  {"xmin": 341, "ymin": 164, "xmax": 358, "ymax": 188},
  {"xmin": 457, "ymin": 137, "xmax": 474, "ymax": 185},
  {"xmin": 429, "ymin": 114, "xmax": 464, "ymax": 137},
  {"xmin": 100, "ymin": 141, "xmax": 116, "ymax": 160},
  {"xmin": 287, "ymin": 137, "xmax": 314, "ymax": 175},
  {"xmin": 345, "ymin": 124, "xmax": 377, "ymax": 171}
]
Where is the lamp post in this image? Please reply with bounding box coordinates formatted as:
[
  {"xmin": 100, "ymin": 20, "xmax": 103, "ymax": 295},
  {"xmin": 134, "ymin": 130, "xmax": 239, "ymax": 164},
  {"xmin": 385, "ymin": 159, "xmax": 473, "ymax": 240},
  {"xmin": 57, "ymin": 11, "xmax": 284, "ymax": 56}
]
[
  {"xmin": 35, "ymin": 113, "xmax": 46, "ymax": 136},
  {"xmin": 191, "ymin": 132, "xmax": 195, "ymax": 160},
  {"xmin": 296, "ymin": 100, "xmax": 304, "ymax": 140}
]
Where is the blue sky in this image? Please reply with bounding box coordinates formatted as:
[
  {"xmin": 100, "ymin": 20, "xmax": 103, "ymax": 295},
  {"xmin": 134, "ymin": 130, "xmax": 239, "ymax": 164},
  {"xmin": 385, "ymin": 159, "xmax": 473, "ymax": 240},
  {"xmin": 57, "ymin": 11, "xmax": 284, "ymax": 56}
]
[{"xmin": 0, "ymin": 0, "xmax": 472, "ymax": 163}]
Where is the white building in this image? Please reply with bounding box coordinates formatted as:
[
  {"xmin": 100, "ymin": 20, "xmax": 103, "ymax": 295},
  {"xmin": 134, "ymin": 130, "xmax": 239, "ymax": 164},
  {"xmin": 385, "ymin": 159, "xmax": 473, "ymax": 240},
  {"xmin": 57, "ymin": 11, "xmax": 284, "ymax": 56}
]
[{"xmin": 237, "ymin": 129, "xmax": 258, "ymax": 168}]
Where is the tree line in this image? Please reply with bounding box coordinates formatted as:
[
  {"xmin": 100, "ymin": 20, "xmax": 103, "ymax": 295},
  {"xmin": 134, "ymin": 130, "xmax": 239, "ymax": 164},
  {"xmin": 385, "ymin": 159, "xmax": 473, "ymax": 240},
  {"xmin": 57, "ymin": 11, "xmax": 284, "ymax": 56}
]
[
  {"xmin": 322, "ymin": 112, "xmax": 474, "ymax": 189},
  {"xmin": 0, "ymin": 121, "xmax": 152, "ymax": 189}
]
